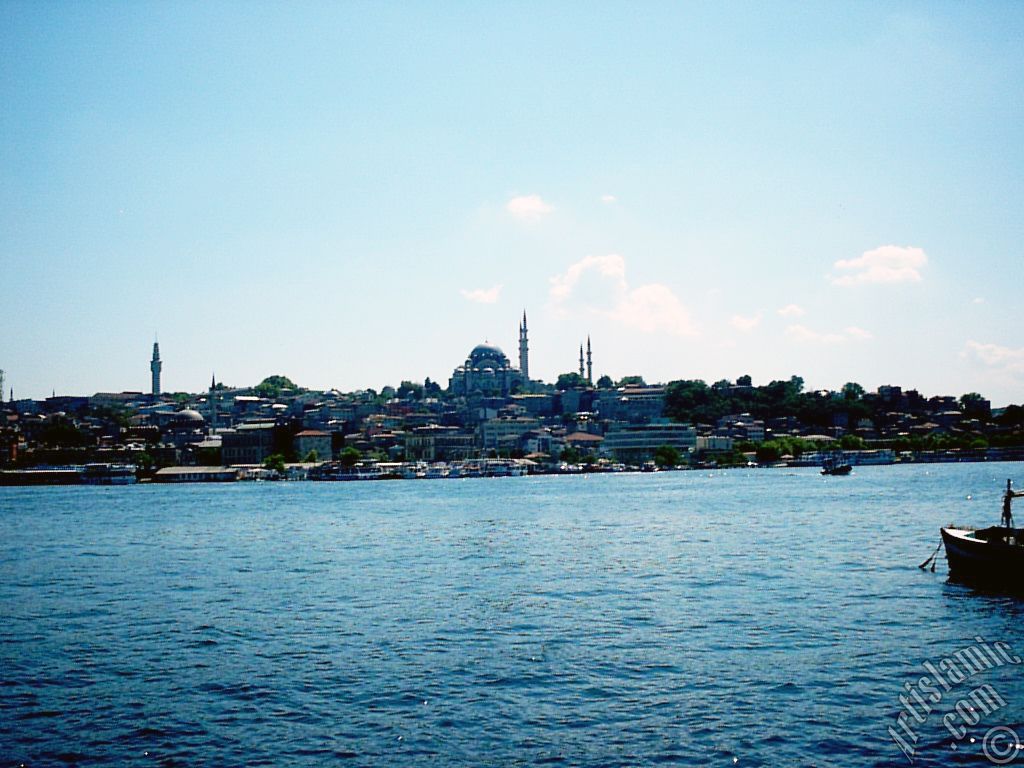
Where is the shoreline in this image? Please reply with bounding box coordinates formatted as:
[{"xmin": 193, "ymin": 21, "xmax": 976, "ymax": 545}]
[{"xmin": 2, "ymin": 451, "xmax": 1022, "ymax": 486}]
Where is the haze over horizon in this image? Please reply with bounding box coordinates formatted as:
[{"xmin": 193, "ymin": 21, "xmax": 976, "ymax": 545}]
[{"xmin": 3, "ymin": 3, "xmax": 1023, "ymax": 404}]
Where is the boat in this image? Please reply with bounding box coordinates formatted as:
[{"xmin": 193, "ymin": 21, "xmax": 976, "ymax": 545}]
[
  {"xmin": 940, "ymin": 480, "xmax": 1024, "ymax": 585},
  {"xmin": 82, "ymin": 463, "xmax": 138, "ymax": 485},
  {"xmin": 821, "ymin": 454, "xmax": 852, "ymax": 475}
]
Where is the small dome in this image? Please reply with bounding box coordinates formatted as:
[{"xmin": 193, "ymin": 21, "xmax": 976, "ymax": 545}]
[{"xmin": 174, "ymin": 409, "xmax": 205, "ymax": 423}]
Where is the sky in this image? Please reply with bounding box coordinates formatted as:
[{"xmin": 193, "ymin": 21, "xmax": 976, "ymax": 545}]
[{"xmin": 2, "ymin": 2, "xmax": 1023, "ymax": 404}]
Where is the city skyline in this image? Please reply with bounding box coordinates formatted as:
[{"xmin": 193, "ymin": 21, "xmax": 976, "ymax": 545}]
[{"xmin": 3, "ymin": 4, "xmax": 1023, "ymax": 403}]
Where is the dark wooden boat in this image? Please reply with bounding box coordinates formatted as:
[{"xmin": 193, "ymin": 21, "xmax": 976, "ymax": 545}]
[
  {"xmin": 821, "ymin": 454, "xmax": 852, "ymax": 475},
  {"xmin": 941, "ymin": 479, "xmax": 1024, "ymax": 585},
  {"xmin": 941, "ymin": 526, "xmax": 1024, "ymax": 584}
]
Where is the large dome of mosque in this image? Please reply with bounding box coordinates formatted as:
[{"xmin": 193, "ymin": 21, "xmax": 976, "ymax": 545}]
[{"xmin": 469, "ymin": 343, "xmax": 508, "ymax": 365}]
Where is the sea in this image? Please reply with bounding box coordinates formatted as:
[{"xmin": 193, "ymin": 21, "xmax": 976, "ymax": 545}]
[{"xmin": 2, "ymin": 462, "xmax": 1024, "ymax": 767}]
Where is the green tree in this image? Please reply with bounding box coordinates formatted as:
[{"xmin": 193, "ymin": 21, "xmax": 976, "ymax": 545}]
[
  {"xmin": 838, "ymin": 434, "xmax": 866, "ymax": 450},
  {"xmin": 556, "ymin": 372, "xmax": 586, "ymax": 390},
  {"xmin": 664, "ymin": 379, "xmax": 719, "ymax": 424},
  {"xmin": 736, "ymin": 374, "xmax": 753, "ymax": 387},
  {"xmin": 303, "ymin": 449, "xmax": 319, "ymax": 462},
  {"xmin": 196, "ymin": 447, "xmax": 220, "ymax": 466},
  {"xmin": 254, "ymin": 375, "xmax": 298, "ymax": 399},
  {"xmin": 617, "ymin": 375, "xmax": 646, "ymax": 387},
  {"xmin": 960, "ymin": 392, "xmax": 990, "ymax": 419},
  {"xmin": 560, "ymin": 445, "xmax": 581, "ymax": 463},
  {"xmin": 40, "ymin": 417, "xmax": 90, "ymax": 447},
  {"xmin": 996, "ymin": 405, "xmax": 1024, "ymax": 427},
  {"xmin": 756, "ymin": 441, "xmax": 782, "ymax": 463},
  {"xmin": 263, "ymin": 453, "xmax": 287, "ymax": 473},
  {"xmin": 339, "ymin": 446, "xmax": 362, "ymax": 467},
  {"xmin": 842, "ymin": 382, "xmax": 865, "ymax": 401},
  {"xmin": 134, "ymin": 451, "xmax": 155, "ymax": 471},
  {"xmin": 397, "ymin": 380, "xmax": 423, "ymax": 400},
  {"xmin": 654, "ymin": 444, "xmax": 682, "ymax": 468}
]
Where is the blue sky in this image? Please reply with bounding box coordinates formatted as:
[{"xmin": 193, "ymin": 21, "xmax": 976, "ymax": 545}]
[{"xmin": 2, "ymin": 2, "xmax": 1023, "ymax": 403}]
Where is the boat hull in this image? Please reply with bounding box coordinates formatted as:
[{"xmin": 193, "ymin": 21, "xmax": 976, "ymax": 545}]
[
  {"xmin": 821, "ymin": 464, "xmax": 852, "ymax": 476},
  {"xmin": 942, "ymin": 527, "xmax": 1024, "ymax": 586}
]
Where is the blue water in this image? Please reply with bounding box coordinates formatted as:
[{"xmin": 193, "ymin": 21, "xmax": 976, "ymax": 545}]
[{"xmin": 2, "ymin": 463, "xmax": 1024, "ymax": 766}]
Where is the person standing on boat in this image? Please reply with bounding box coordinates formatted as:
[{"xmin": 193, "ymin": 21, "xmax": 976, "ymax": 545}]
[{"xmin": 1002, "ymin": 479, "xmax": 1024, "ymax": 528}]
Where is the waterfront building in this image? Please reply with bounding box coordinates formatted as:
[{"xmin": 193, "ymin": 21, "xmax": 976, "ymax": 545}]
[
  {"xmin": 715, "ymin": 413, "xmax": 765, "ymax": 442},
  {"xmin": 404, "ymin": 425, "xmax": 476, "ymax": 461},
  {"xmin": 601, "ymin": 420, "xmax": 697, "ymax": 463},
  {"xmin": 695, "ymin": 435, "xmax": 734, "ymax": 453},
  {"xmin": 221, "ymin": 422, "xmax": 276, "ymax": 465},
  {"xmin": 478, "ymin": 416, "xmax": 541, "ymax": 452},
  {"xmin": 563, "ymin": 430, "xmax": 604, "ymax": 454},
  {"xmin": 293, "ymin": 429, "xmax": 332, "ymax": 461}
]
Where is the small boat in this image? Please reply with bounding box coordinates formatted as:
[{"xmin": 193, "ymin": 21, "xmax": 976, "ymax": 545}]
[
  {"xmin": 821, "ymin": 454, "xmax": 852, "ymax": 475},
  {"xmin": 941, "ymin": 479, "xmax": 1024, "ymax": 585}
]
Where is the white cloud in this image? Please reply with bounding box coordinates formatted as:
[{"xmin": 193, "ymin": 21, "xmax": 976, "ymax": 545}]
[
  {"xmin": 963, "ymin": 341, "xmax": 1024, "ymax": 375},
  {"xmin": 831, "ymin": 245, "xmax": 927, "ymax": 286},
  {"xmin": 549, "ymin": 254, "xmax": 696, "ymax": 337},
  {"xmin": 460, "ymin": 284, "xmax": 502, "ymax": 304},
  {"xmin": 549, "ymin": 254, "xmax": 627, "ymax": 302},
  {"xmin": 600, "ymin": 194, "xmax": 617, "ymax": 204},
  {"xmin": 506, "ymin": 194, "xmax": 553, "ymax": 221},
  {"xmin": 786, "ymin": 324, "xmax": 872, "ymax": 344},
  {"xmin": 845, "ymin": 326, "xmax": 874, "ymax": 340},
  {"xmin": 615, "ymin": 284, "xmax": 695, "ymax": 336},
  {"xmin": 777, "ymin": 303, "xmax": 806, "ymax": 318},
  {"xmin": 973, "ymin": 297, "xmax": 985, "ymax": 305},
  {"xmin": 730, "ymin": 313, "xmax": 762, "ymax": 332}
]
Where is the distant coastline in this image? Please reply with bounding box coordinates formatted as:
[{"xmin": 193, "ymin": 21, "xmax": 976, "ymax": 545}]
[{"xmin": 2, "ymin": 448, "xmax": 1022, "ymax": 487}]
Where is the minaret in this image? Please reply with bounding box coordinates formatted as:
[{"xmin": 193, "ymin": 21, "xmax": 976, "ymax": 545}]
[
  {"xmin": 586, "ymin": 336, "xmax": 592, "ymax": 384},
  {"xmin": 150, "ymin": 341, "xmax": 162, "ymax": 397},
  {"xmin": 579, "ymin": 344, "xmax": 585, "ymax": 378},
  {"xmin": 209, "ymin": 373, "xmax": 218, "ymax": 433},
  {"xmin": 518, "ymin": 310, "xmax": 529, "ymax": 380}
]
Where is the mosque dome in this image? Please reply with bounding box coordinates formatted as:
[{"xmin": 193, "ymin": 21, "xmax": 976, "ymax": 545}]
[
  {"xmin": 469, "ymin": 343, "xmax": 508, "ymax": 366},
  {"xmin": 173, "ymin": 409, "xmax": 205, "ymax": 424}
]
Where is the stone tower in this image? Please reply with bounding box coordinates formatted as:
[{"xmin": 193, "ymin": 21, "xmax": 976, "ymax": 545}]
[
  {"xmin": 518, "ymin": 310, "xmax": 529, "ymax": 380},
  {"xmin": 150, "ymin": 341, "xmax": 162, "ymax": 397}
]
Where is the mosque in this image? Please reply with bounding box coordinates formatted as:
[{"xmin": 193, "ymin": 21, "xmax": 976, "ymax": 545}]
[{"xmin": 449, "ymin": 311, "xmax": 531, "ymax": 396}]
